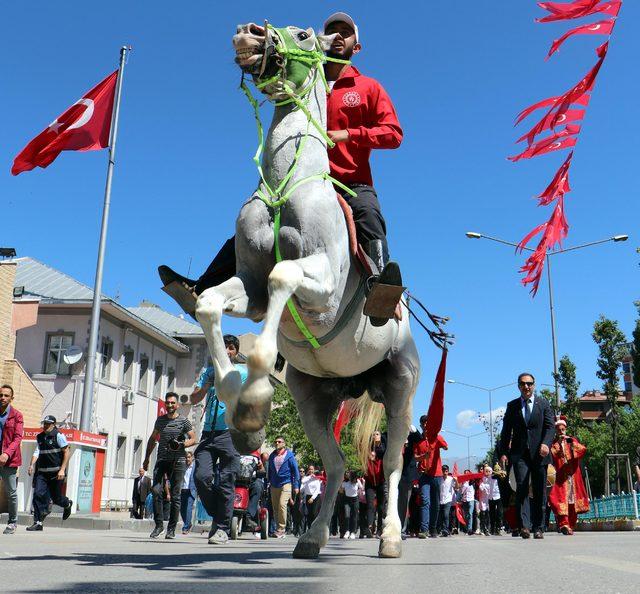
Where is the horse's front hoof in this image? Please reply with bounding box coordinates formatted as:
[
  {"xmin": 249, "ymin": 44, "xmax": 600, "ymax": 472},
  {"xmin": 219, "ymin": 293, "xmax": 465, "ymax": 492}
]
[
  {"xmin": 233, "ymin": 377, "xmax": 272, "ymax": 432},
  {"xmin": 293, "ymin": 539, "xmax": 320, "ymax": 559},
  {"xmin": 378, "ymin": 539, "xmax": 402, "ymax": 558},
  {"xmin": 229, "ymin": 428, "xmax": 265, "ymax": 455}
]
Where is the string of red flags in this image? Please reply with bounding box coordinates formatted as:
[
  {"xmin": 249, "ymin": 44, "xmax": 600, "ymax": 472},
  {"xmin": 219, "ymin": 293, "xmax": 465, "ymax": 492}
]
[
  {"xmin": 11, "ymin": 70, "xmax": 118, "ymax": 175},
  {"xmin": 510, "ymin": 1, "xmax": 622, "ymax": 295}
]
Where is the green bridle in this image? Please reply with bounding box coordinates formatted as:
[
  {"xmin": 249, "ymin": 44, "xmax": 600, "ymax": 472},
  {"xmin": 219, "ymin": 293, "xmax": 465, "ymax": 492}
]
[{"xmin": 240, "ymin": 25, "xmax": 356, "ymax": 349}]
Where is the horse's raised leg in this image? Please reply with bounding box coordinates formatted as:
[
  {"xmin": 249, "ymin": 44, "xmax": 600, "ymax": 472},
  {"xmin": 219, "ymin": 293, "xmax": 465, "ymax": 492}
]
[
  {"xmin": 196, "ymin": 275, "xmax": 264, "ymax": 452},
  {"xmin": 286, "ymin": 366, "xmax": 344, "ymax": 559},
  {"xmin": 233, "ymin": 254, "xmax": 334, "ymax": 433}
]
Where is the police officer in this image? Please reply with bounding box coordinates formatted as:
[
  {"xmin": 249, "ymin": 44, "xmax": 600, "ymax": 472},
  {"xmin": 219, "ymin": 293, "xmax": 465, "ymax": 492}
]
[{"xmin": 26, "ymin": 415, "xmax": 73, "ymax": 531}]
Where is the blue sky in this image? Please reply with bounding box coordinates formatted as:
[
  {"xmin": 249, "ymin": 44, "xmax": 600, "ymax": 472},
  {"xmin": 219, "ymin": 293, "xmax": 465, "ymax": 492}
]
[{"xmin": 3, "ymin": 1, "xmax": 639, "ymax": 462}]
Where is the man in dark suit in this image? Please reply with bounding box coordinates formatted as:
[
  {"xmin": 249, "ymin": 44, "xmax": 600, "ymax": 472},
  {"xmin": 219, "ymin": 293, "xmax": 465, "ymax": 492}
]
[
  {"xmin": 132, "ymin": 468, "xmax": 152, "ymax": 519},
  {"xmin": 498, "ymin": 372, "xmax": 555, "ymax": 540}
]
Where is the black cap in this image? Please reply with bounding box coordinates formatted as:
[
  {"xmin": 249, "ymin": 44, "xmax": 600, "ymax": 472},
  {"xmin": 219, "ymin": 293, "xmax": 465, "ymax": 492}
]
[{"xmin": 42, "ymin": 415, "xmax": 57, "ymax": 424}]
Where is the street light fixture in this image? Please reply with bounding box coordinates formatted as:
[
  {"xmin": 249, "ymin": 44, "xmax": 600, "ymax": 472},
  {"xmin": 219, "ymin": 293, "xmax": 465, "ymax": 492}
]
[
  {"xmin": 447, "ymin": 380, "xmax": 516, "ymax": 447},
  {"xmin": 442, "ymin": 429, "xmax": 487, "ymax": 470},
  {"xmin": 464, "ymin": 232, "xmax": 629, "ymax": 408}
]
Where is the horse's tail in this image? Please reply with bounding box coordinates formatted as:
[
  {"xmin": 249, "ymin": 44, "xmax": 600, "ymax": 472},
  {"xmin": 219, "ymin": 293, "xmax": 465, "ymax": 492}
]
[{"xmin": 348, "ymin": 393, "xmax": 385, "ymax": 471}]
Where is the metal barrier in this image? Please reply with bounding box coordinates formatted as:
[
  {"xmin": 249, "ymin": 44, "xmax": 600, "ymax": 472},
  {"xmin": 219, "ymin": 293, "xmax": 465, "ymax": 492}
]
[{"xmin": 578, "ymin": 492, "xmax": 640, "ymax": 521}]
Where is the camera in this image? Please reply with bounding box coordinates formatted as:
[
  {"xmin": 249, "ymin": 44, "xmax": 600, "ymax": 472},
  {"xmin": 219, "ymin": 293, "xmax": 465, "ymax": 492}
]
[{"xmin": 169, "ymin": 436, "xmax": 185, "ymax": 451}]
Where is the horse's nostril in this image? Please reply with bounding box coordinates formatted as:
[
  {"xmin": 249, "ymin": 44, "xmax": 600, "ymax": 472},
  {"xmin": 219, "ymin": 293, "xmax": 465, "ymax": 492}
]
[{"xmin": 248, "ymin": 23, "xmax": 265, "ymax": 37}]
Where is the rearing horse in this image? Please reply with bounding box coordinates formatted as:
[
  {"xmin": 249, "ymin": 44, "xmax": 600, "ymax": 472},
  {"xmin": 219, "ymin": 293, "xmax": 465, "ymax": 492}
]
[{"xmin": 195, "ymin": 21, "xmax": 420, "ymax": 559}]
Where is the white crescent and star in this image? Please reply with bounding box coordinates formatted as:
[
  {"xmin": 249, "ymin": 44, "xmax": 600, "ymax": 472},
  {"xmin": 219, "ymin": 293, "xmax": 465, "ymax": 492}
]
[{"xmin": 47, "ymin": 98, "xmax": 95, "ymax": 135}]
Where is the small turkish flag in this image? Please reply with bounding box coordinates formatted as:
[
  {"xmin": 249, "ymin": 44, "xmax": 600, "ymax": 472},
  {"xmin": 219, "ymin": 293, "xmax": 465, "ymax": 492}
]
[
  {"xmin": 11, "ymin": 70, "xmax": 118, "ymax": 175},
  {"xmin": 547, "ymin": 19, "xmax": 616, "ymax": 59}
]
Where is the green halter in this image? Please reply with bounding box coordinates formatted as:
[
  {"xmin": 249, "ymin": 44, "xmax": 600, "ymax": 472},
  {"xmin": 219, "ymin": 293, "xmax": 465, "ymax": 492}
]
[{"xmin": 240, "ymin": 25, "xmax": 356, "ymax": 349}]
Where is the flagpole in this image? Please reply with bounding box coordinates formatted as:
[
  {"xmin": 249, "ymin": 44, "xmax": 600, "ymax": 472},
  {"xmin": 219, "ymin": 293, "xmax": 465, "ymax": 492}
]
[{"xmin": 80, "ymin": 46, "xmax": 129, "ymax": 432}]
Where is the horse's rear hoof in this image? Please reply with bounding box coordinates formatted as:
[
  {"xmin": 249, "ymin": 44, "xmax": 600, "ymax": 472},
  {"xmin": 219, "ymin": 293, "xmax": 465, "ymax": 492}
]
[
  {"xmin": 293, "ymin": 540, "xmax": 320, "ymax": 559},
  {"xmin": 378, "ymin": 539, "xmax": 402, "ymax": 558}
]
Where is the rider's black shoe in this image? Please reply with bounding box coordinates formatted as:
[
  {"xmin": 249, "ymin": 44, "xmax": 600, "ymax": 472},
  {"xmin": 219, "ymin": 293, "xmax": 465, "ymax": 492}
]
[{"xmin": 363, "ymin": 240, "xmax": 404, "ymax": 327}]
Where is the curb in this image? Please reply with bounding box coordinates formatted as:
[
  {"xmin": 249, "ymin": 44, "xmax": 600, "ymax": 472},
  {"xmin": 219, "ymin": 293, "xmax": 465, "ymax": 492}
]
[{"xmin": 576, "ymin": 519, "xmax": 640, "ymax": 532}]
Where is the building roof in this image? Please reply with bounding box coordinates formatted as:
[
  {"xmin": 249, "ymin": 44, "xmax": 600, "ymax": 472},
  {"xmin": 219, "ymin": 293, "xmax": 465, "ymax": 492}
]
[
  {"xmin": 127, "ymin": 305, "xmax": 203, "ymax": 337},
  {"xmin": 8, "ymin": 257, "xmax": 191, "ymax": 352},
  {"xmin": 13, "ymin": 256, "xmax": 100, "ymax": 301}
]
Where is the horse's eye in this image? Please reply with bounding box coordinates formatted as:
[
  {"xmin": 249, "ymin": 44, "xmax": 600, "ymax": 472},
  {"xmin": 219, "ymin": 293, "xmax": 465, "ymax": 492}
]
[{"xmin": 297, "ymin": 31, "xmax": 309, "ymax": 41}]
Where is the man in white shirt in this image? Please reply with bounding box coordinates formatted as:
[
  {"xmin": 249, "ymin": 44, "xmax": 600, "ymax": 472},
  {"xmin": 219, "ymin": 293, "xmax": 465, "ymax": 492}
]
[
  {"xmin": 300, "ymin": 465, "xmax": 323, "ymax": 530},
  {"xmin": 180, "ymin": 451, "xmax": 196, "ymax": 534},
  {"xmin": 438, "ymin": 465, "xmax": 458, "ymax": 537},
  {"xmin": 458, "ymin": 470, "xmax": 476, "ymax": 536}
]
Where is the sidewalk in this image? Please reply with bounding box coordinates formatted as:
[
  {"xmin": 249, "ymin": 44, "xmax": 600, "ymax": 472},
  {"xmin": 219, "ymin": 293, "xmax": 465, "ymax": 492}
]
[{"xmin": 1, "ymin": 511, "xmax": 210, "ymax": 533}]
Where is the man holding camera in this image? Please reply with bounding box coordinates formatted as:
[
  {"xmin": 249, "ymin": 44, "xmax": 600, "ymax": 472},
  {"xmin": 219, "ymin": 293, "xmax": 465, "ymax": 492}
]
[{"xmin": 144, "ymin": 392, "xmax": 196, "ymax": 539}]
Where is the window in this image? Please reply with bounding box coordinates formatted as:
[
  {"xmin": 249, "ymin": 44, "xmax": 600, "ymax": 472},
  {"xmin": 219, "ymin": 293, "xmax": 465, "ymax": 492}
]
[
  {"xmin": 138, "ymin": 355, "xmax": 149, "ymax": 393},
  {"xmin": 131, "ymin": 438, "xmax": 143, "ymax": 475},
  {"xmin": 115, "ymin": 435, "xmax": 127, "ymax": 475},
  {"xmin": 153, "ymin": 362, "xmax": 163, "ymax": 398},
  {"xmin": 625, "ymin": 381, "xmax": 632, "ymax": 393},
  {"xmin": 100, "ymin": 338, "xmax": 113, "ymax": 380},
  {"xmin": 44, "ymin": 333, "xmax": 74, "ymax": 375},
  {"xmin": 167, "ymin": 368, "xmax": 176, "ymax": 391},
  {"xmin": 122, "ymin": 348, "xmax": 134, "ymax": 387},
  {"xmin": 623, "ymin": 362, "xmax": 631, "ymax": 373}
]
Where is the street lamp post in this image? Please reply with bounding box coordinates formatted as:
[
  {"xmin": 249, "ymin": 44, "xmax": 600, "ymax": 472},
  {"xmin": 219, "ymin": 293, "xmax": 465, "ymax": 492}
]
[
  {"xmin": 447, "ymin": 380, "xmax": 516, "ymax": 448},
  {"xmin": 442, "ymin": 429, "xmax": 487, "ymax": 470},
  {"xmin": 465, "ymin": 232, "xmax": 628, "ymax": 408}
]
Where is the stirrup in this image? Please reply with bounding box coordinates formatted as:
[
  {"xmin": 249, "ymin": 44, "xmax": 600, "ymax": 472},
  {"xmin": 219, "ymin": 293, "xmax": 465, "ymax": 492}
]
[
  {"xmin": 363, "ymin": 261, "xmax": 405, "ymax": 326},
  {"xmin": 161, "ymin": 280, "xmax": 198, "ymax": 319}
]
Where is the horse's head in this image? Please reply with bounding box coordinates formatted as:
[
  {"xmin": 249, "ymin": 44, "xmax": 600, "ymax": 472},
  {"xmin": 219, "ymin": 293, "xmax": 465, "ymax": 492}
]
[{"xmin": 233, "ymin": 22, "xmax": 335, "ymax": 98}]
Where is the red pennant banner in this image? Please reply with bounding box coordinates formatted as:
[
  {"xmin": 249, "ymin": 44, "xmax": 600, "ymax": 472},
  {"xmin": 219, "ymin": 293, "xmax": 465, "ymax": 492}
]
[
  {"xmin": 508, "ymin": 126, "xmax": 579, "ymax": 162},
  {"xmin": 12, "ymin": 70, "xmax": 118, "ymax": 175},
  {"xmin": 517, "ymin": 109, "xmax": 585, "ymax": 146},
  {"xmin": 547, "ymin": 19, "xmax": 616, "ymax": 59},
  {"xmin": 425, "ymin": 348, "xmax": 448, "ymax": 443},
  {"xmin": 537, "ymin": 151, "xmax": 573, "ymax": 206},
  {"xmin": 515, "ymin": 93, "xmax": 589, "ymax": 126},
  {"xmin": 537, "ymin": 0, "xmax": 621, "ymax": 22},
  {"xmin": 518, "ymin": 197, "xmax": 570, "ymax": 294}
]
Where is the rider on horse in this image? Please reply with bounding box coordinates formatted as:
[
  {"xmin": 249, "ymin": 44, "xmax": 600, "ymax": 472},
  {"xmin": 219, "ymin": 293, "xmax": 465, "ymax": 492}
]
[{"xmin": 159, "ymin": 12, "xmax": 403, "ymax": 326}]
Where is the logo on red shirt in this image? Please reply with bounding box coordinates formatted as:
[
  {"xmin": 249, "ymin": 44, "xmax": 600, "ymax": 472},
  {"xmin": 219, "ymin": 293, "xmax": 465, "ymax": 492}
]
[{"xmin": 342, "ymin": 91, "xmax": 361, "ymax": 107}]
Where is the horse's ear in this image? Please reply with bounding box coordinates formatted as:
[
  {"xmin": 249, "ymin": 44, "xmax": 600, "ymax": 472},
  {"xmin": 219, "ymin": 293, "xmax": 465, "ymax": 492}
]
[{"xmin": 316, "ymin": 32, "xmax": 337, "ymax": 51}]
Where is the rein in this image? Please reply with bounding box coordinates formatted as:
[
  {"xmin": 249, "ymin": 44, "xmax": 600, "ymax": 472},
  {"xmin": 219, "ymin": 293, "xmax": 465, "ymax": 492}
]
[{"xmin": 240, "ymin": 26, "xmax": 356, "ymax": 349}]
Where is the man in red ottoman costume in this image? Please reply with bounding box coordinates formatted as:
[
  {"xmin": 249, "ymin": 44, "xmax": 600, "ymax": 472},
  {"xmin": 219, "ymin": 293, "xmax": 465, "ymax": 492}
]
[{"xmin": 548, "ymin": 416, "xmax": 589, "ymax": 535}]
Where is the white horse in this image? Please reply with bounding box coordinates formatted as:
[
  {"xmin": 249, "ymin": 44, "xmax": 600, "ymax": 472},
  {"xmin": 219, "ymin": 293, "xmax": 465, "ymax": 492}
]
[{"xmin": 195, "ymin": 22, "xmax": 420, "ymax": 558}]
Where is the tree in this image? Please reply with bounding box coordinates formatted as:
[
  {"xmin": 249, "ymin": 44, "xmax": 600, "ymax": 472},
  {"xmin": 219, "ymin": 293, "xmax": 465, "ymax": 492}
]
[
  {"xmin": 266, "ymin": 383, "xmax": 319, "ymax": 468},
  {"xmin": 576, "ymin": 420, "xmax": 613, "ymax": 497},
  {"xmin": 592, "ymin": 315, "xmax": 628, "ymax": 492},
  {"xmin": 538, "ymin": 387, "xmax": 555, "ymax": 406},
  {"xmin": 555, "ymin": 355, "xmax": 583, "ymax": 431},
  {"xmin": 631, "ymin": 316, "xmax": 640, "ymax": 391}
]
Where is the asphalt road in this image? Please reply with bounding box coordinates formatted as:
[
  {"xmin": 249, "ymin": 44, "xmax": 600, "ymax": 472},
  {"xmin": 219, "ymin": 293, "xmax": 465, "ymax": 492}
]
[{"xmin": 2, "ymin": 528, "xmax": 640, "ymax": 593}]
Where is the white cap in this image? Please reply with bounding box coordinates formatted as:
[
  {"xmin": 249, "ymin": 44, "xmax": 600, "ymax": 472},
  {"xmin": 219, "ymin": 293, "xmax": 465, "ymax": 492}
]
[{"xmin": 323, "ymin": 12, "xmax": 359, "ymax": 43}]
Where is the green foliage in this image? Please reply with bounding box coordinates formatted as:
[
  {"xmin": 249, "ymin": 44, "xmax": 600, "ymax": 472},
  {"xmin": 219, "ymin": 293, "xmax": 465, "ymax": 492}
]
[
  {"xmin": 631, "ymin": 316, "xmax": 640, "ymax": 391},
  {"xmin": 592, "ymin": 315, "xmax": 628, "ymax": 457},
  {"xmin": 577, "ymin": 421, "xmax": 613, "ymax": 497},
  {"xmin": 556, "ymin": 355, "xmax": 584, "ymax": 431},
  {"xmin": 265, "ymin": 384, "xmax": 370, "ymax": 472},
  {"xmin": 538, "ymin": 387, "xmax": 555, "ymax": 406},
  {"xmin": 266, "ymin": 383, "xmax": 320, "ymax": 468}
]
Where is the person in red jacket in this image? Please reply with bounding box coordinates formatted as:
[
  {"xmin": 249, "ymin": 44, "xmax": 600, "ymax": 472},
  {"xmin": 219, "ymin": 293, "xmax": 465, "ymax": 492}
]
[
  {"xmin": 0, "ymin": 385, "xmax": 24, "ymax": 535},
  {"xmin": 158, "ymin": 12, "xmax": 404, "ymax": 326}
]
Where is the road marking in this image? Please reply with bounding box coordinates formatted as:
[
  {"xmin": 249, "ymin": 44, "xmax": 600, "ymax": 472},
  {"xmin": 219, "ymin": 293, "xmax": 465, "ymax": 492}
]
[
  {"xmin": 3, "ymin": 552, "xmax": 15, "ymax": 558},
  {"xmin": 567, "ymin": 555, "xmax": 640, "ymax": 575}
]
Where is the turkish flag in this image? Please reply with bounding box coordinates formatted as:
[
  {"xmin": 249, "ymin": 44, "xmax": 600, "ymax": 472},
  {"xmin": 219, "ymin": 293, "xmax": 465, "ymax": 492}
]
[
  {"xmin": 537, "ymin": 0, "xmax": 621, "ymax": 22},
  {"xmin": 509, "ymin": 126, "xmax": 580, "ymax": 162},
  {"xmin": 12, "ymin": 70, "xmax": 118, "ymax": 175},
  {"xmin": 333, "ymin": 401, "xmax": 353, "ymax": 442},
  {"xmin": 452, "ymin": 462, "xmax": 459, "ymax": 476},
  {"xmin": 537, "ymin": 151, "xmax": 573, "ymax": 206},
  {"xmin": 517, "ymin": 109, "xmax": 585, "ymax": 146},
  {"xmin": 424, "ymin": 348, "xmax": 448, "ymax": 443},
  {"xmin": 547, "ymin": 19, "xmax": 616, "ymax": 59},
  {"xmin": 515, "ymin": 93, "xmax": 589, "ymax": 126},
  {"xmin": 155, "ymin": 398, "xmax": 167, "ymax": 441},
  {"xmin": 518, "ymin": 197, "xmax": 570, "ymax": 295}
]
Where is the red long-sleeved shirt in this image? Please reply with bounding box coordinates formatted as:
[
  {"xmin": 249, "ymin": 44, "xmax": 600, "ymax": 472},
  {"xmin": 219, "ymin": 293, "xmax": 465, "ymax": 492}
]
[
  {"xmin": 414, "ymin": 434, "xmax": 448, "ymax": 477},
  {"xmin": 327, "ymin": 66, "xmax": 403, "ymax": 186}
]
